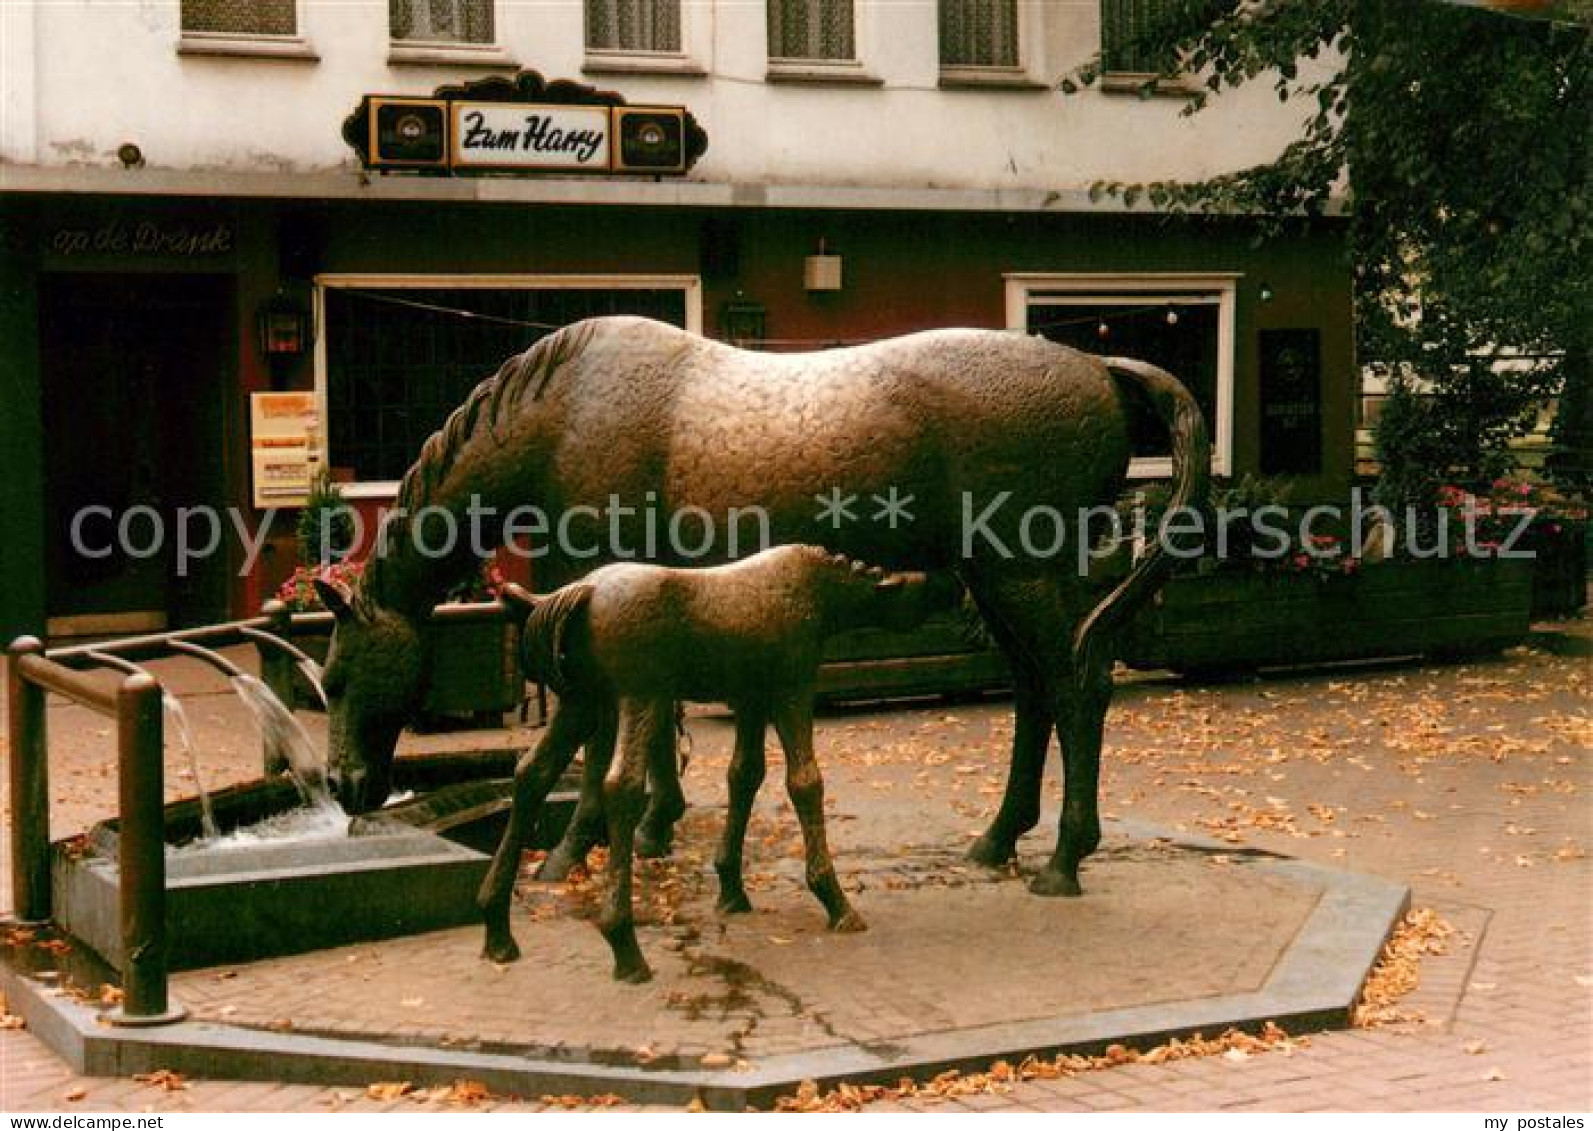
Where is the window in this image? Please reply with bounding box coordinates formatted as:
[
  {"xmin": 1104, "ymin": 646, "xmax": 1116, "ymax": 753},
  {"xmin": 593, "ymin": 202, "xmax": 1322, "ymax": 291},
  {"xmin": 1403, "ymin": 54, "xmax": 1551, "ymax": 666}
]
[
  {"xmin": 181, "ymin": 0, "xmax": 296, "ymax": 36},
  {"xmin": 317, "ymin": 276, "xmax": 701, "ymax": 489},
  {"xmin": 1101, "ymin": 0, "xmax": 1177, "ymax": 74},
  {"xmin": 768, "ymin": 0, "xmax": 855, "ymax": 62},
  {"xmin": 587, "ymin": 0, "xmax": 682, "ymax": 54},
  {"xmin": 1006, "ymin": 274, "xmax": 1235, "ymax": 477},
  {"xmin": 390, "ymin": 0, "xmax": 493, "ymax": 44},
  {"xmin": 940, "ymin": 0, "xmax": 1018, "ymax": 69}
]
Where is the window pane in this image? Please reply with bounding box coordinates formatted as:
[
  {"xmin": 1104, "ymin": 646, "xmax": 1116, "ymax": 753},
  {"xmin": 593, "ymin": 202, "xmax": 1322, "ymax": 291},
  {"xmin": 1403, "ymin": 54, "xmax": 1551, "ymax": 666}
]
[
  {"xmin": 390, "ymin": 0, "xmax": 494, "ymax": 44},
  {"xmin": 182, "ymin": 0, "xmax": 296, "ymax": 35},
  {"xmin": 768, "ymin": 0, "xmax": 855, "ymax": 61},
  {"xmin": 1102, "ymin": 0, "xmax": 1165, "ymax": 73},
  {"xmin": 1028, "ymin": 299, "xmax": 1218, "ymax": 458},
  {"xmin": 587, "ymin": 0, "xmax": 682, "ymax": 52},
  {"xmin": 940, "ymin": 0, "xmax": 1018, "ymax": 68},
  {"xmin": 325, "ymin": 287, "xmax": 689, "ymax": 483}
]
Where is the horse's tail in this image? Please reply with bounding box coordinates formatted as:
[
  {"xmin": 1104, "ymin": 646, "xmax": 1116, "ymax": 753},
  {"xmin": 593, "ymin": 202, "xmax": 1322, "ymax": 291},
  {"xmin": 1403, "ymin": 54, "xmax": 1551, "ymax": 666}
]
[
  {"xmin": 1071, "ymin": 357, "xmax": 1211, "ymax": 677},
  {"xmin": 519, "ymin": 582, "xmax": 595, "ymax": 694}
]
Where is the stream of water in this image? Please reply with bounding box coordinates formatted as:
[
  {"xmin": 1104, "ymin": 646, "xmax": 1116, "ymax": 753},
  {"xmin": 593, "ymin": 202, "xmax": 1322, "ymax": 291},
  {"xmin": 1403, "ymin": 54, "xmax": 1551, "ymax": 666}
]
[
  {"xmin": 228, "ymin": 673, "xmax": 341, "ymax": 815},
  {"xmin": 161, "ymin": 692, "xmax": 220, "ymax": 841}
]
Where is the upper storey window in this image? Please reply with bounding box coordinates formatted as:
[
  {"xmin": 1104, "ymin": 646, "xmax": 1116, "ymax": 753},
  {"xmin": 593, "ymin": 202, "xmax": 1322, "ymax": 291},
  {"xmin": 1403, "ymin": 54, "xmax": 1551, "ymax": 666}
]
[
  {"xmin": 390, "ymin": 0, "xmax": 494, "ymax": 44},
  {"xmin": 181, "ymin": 0, "xmax": 296, "ymax": 36},
  {"xmin": 939, "ymin": 0, "xmax": 1018, "ymax": 69},
  {"xmin": 1102, "ymin": 0, "xmax": 1187, "ymax": 75},
  {"xmin": 767, "ymin": 0, "xmax": 856, "ymax": 62},
  {"xmin": 587, "ymin": 0, "xmax": 682, "ymax": 54}
]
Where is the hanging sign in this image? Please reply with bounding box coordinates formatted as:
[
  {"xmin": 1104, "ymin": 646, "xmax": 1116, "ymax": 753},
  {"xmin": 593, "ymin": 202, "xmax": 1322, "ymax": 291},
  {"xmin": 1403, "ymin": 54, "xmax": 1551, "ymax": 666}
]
[{"xmin": 345, "ymin": 70, "xmax": 706, "ymax": 177}]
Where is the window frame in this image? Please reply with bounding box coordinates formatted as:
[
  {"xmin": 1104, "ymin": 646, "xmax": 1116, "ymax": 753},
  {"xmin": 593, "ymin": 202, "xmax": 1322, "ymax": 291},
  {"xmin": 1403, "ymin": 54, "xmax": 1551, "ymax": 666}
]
[
  {"xmin": 937, "ymin": 0, "xmax": 1044, "ymax": 89},
  {"xmin": 387, "ymin": 0, "xmax": 515, "ymax": 67},
  {"xmin": 582, "ymin": 0, "xmax": 706, "ymax": 77},
  {"xmin": 1004, "ymin": 272, "xmax": 1236, "ymax": 479},
  {"xmin": 765, "ymin": 0, "xmax": 880, "ymax": 85},
  {"xmin": 176, "ymin": 0, "xmax": 318, "ymax": 60},
  {"xmin": 1097, "ymin": 0, "xmax": 1199, "ymax": 94},
  {"xmin": 313, "ymin": 273, "xmax": 704, "ymax": 497}
]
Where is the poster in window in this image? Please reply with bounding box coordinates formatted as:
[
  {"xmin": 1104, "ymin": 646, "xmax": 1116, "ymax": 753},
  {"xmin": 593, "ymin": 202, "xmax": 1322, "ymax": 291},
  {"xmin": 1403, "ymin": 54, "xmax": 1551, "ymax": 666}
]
[
  {"xmin": 250, "ymin": 392, "xmax": 322, "ymax": 508},
  {"xmin": 1259, "ymin": 328, "xmax": 1322, "ymax": 476}
]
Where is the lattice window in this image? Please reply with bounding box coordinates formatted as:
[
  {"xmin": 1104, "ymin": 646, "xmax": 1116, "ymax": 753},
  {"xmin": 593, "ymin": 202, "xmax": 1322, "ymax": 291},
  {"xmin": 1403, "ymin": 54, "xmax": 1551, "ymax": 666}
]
[
  {"xmin": 181, "ymin": 0, "xmax": 296, "ymax": 36},
  {"xmin": 1101, "ymin": 0, "xmax": 1180, "ymax": 74},
  {"xmin": 767, "ymin": 0, "xmax": 855, "ymax": 62},
  {"xmin": 587, "ymin": 0, "xmax": 682, "ymax": 53},
  {"xmin": 940, "ymin": 0, "xmax": 1018, "ymax": 68},
  {"xmin": 325, "ymin": 286, "xmax": 689, "ymax": 483},
  {"xmin": 390, "ymin": 0, "xmax": 494, "ymax": 44}
]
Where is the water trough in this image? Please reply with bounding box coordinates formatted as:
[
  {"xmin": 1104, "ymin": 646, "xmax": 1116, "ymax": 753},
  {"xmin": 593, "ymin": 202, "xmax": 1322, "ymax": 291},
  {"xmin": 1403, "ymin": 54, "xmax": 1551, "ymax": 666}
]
[{"xmin": 6, "ymin": 600, "xmax": 565, "ymax": 1019}]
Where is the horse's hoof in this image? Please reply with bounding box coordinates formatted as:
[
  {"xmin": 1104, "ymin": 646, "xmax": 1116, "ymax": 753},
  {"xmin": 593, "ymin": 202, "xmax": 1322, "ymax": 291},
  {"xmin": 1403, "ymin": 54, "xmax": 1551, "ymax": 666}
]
[
  {"xmin": 537, "ymin": 850, "xmax": 579, "ymax": 882},
  {"xmin": 635, "ymin": 829, "xmax": 673, "ymax": 859},
  {"xmin": 829, "ymin": 909, "xmax": 868, "ymax": 933},
  {"xmin": 717, "ymin": 891, "xmax": 753, "ymax": 915},
  {"xmin": 965, "ymin": 833, "xmax": 1015, "ymax": 868},
  {"xmin": 1028, "ymin": 869, "xmax": 1082, "ymax": 898},
  {"xmin": 614, "ymin": 961, "xmax": 654, "ymax": 984},
  {"xmin": 482, "ymin": 934, "xmax": 521, "ymax": 964}
]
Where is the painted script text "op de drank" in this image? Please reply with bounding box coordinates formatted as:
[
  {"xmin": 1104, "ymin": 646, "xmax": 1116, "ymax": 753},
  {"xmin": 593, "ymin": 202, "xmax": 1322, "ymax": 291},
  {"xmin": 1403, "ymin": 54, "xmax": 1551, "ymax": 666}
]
[{"xmin": 460, "ymin": 111, "xmax": 605, "ymax": 163}]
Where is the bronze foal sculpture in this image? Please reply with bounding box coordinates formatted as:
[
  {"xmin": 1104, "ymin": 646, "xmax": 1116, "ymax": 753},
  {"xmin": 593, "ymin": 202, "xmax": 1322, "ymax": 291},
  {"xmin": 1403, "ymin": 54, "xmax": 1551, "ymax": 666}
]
[
  {"xmin": 478, "ymin": 545, "xmax": 934, "ymax": 982},
  {"xmin": 316, "ymin": 316, "xmax": 1208, "ymax": 900}
]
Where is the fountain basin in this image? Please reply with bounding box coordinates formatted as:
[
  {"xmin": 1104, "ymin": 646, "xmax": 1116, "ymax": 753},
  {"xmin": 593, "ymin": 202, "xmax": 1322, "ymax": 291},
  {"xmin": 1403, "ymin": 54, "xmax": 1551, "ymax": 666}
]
[
  {"xmin": 53, "ymin": 829, "xmax": 488, "ymax": 972},
  {"xmin": 51, "ymin": 755, "xmax": 578, "ymax": 973}
]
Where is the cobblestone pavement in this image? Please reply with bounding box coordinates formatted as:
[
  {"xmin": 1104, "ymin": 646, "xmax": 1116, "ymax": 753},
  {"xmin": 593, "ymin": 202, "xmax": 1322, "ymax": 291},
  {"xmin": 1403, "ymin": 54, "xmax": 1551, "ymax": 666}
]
[{"xmin": 2, "ymin": 626, "xmax": 1589, "ymax": 1113}]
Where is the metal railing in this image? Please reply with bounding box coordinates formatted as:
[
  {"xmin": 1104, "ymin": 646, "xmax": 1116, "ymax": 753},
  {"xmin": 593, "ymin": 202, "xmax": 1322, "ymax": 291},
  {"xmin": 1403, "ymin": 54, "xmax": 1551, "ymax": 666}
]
[
  {"xmin": 6, "ymin": 636, "xmax": 182, "ymax": 1024},
  {"xmin": 4, "ymin": 594, "xmax": 531, "ymax": 1025}
]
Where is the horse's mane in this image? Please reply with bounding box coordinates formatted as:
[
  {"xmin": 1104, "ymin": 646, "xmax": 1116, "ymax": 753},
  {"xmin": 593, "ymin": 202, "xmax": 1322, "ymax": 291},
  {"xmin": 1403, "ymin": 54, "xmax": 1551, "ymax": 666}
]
[
  {"xmin": 790, "ymin": 545, "xmax": 887, "ymax": 585},
  {"xmin": 361, "ymin": 320, "xmax": 599, "ymax": 611}
]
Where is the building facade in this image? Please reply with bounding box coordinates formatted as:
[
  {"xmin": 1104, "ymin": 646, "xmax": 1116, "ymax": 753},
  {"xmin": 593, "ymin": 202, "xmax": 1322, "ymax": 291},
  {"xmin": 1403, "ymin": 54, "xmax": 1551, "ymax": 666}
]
[{"xmin": 0, "ymin": 0, "xmax": 1355, "ymax": 638}]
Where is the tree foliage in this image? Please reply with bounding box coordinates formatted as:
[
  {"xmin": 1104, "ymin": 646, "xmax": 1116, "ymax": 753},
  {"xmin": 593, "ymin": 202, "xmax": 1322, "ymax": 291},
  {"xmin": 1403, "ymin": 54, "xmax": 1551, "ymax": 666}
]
[{"xmin": 1067, "ymin": 0, "xmax": 1592, "ymax": 501}]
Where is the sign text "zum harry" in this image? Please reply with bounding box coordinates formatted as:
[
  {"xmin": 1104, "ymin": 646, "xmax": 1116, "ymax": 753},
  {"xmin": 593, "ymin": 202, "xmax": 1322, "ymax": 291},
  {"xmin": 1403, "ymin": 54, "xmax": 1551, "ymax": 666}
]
[{"xmin": 452, "ymin": 103, "xmax": 609, "ymax": 169}]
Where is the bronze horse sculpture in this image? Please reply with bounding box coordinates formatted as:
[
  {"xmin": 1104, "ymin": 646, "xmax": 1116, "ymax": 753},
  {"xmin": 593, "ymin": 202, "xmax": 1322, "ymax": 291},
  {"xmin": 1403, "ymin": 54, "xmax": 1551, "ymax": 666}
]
[
  {"xmin": 315, "ymin": 315, "xmax": 1208, "ymax": 898},
  {"xmin": 478, "ymin": 545, "xmax": 936, "ymax": 982}
]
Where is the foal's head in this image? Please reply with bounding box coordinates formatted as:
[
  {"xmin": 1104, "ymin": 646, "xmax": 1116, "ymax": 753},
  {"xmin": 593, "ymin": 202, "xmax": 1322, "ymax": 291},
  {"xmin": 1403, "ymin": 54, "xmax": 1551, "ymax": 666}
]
[{"xmin": 798, "ymin": 547, "xmax": 935, "ymax": 634}]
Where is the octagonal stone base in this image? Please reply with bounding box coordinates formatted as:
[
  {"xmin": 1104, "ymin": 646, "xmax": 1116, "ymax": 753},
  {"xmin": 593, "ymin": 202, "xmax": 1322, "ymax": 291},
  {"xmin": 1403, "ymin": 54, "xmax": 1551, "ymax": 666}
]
[{"xmin": 1, "ymin": 819, "xmax": 1406, "ymax": 1109}]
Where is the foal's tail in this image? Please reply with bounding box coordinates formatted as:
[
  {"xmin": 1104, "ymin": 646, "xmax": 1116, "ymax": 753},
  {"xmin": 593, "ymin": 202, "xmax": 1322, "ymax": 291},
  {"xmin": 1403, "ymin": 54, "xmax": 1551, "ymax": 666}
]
[
  {"xmin": 1072, "ymin": 358, "xmax": 1212, "ymax": 678},
  {"xmin": 519, "ymin": 582, "xmax": 595, "ymax": 694}
]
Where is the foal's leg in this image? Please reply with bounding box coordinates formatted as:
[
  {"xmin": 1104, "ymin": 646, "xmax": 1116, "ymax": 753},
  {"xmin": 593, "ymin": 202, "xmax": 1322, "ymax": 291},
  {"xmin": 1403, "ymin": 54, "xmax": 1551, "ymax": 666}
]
[
  {"xmin": 546, "ymin": 713, "xmax": 684, "ymax": 874},
  {"xmin": 538, "ymin": 721, "xmax": 615, "ymax": 882},
  {"xmin": 771, "ymin": 697, "xmax": 865, "ymax": 933},
  {"xmin": 636, "ymin": 707, "xmax": 688, "ymax": 859},
  {"xmin": 478, "ymin": 695, "xmax": 595, "ymax": 963},
  {"xmin": 714, "ymin": 703, "xmax": 768, "ymax": 914},
  {"xmin": 598, "ymin": 697, "xmax": 670, "ymax": 983}
]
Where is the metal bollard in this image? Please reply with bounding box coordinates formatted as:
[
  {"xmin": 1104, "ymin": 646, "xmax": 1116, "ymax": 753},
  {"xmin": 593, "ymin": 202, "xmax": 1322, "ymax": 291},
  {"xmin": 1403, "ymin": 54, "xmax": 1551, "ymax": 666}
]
[
  {"xmin": 5, "ymin": 637, "xmax": 49, "ymax": 923},
  {"xmin": 108, "ymin": 672, "xmax": 185, "ymax": 1025}
]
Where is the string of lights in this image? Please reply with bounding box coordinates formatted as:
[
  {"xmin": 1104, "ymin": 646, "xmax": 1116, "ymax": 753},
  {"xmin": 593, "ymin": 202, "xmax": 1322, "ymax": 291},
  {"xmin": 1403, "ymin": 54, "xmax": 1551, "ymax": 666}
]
[{"xmin": 337, "ymin": 289, "xmax": 1192, "ymax": 349}]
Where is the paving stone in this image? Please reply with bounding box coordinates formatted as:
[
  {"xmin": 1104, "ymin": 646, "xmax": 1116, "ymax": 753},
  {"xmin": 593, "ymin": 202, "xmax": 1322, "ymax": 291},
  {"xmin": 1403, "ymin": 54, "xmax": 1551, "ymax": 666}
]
[{"xmin": 4, "ymin": 627, "xmax": 1590, "ymax": 1111}]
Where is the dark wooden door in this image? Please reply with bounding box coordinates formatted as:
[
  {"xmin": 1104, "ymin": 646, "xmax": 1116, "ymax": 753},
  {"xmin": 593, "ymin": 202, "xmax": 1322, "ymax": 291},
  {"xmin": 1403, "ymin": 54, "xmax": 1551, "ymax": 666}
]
[{"xmin": 39, "ymin": 274, "xmax": 231, "ymax": 631}]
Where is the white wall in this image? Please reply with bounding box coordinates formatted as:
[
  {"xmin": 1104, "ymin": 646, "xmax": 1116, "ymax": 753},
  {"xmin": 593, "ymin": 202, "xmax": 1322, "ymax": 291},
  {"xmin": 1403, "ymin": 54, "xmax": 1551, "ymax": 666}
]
[{"xmin": 6, "ymin": 0, "xmax": 1333, "ymax": 196}]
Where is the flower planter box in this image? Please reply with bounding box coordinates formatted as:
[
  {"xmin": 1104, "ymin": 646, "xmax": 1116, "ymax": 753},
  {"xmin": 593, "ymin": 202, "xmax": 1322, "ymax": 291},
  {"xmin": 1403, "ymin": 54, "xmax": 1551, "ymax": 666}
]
[
  {"xmin": 1121, "ymin": 557, "xmax": 1535, "ymax": 676},
  {"xmin": 1523, "ymin": 518, "xmax": 1587, "ymax": 620},
  {"xmin": 260, "ymin": 601, "xmax": 523, "ymax": 724}
]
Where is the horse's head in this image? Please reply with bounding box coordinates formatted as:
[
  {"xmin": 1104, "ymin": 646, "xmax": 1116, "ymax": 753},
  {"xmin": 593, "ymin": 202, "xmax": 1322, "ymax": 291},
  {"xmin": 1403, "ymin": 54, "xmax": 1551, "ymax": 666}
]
[{"xmin": 314, "ymin": 577, "xmax": 427, "ymax": 813}]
